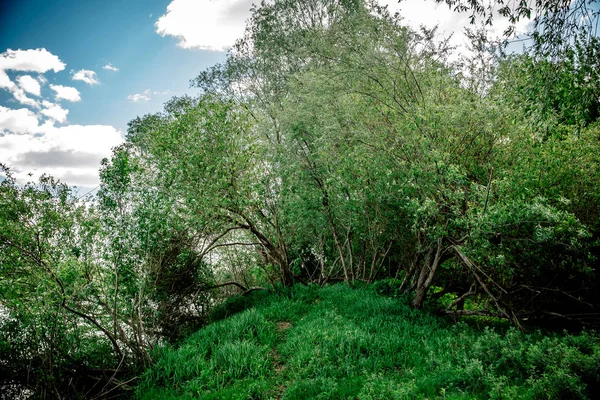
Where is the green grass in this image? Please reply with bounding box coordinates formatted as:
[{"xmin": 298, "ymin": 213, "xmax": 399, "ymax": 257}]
[{"xmin": 136, "ymin": 284, "xmax": 600, "ymax": 399}]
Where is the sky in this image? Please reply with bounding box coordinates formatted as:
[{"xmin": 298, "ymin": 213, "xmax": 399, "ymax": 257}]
[{"xmin": 0, "ymin": 0, "xmax": 531, "ymax": 194}]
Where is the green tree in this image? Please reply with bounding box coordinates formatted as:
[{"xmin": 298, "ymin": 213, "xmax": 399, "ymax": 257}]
[{"xmin": 0, "ymin": 165, "xmax": 124, "ymax": 398}]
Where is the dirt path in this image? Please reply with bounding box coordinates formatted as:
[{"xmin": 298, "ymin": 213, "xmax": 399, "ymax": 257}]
[{"xmin": 271, "ymin": 321, "xmax": 292, "ymax": 399}]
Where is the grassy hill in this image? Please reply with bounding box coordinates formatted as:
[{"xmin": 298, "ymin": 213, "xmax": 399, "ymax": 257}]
[{"xmin": 137, "ymin": 284, "xmax": 600, "ymax": 399}]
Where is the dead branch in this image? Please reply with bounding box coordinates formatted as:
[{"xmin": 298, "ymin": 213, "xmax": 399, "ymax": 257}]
[
  {"xmin": 441, "ymin": 309, "xmax": 499, "ymax": 317},
  {"xmin": 202, "ymin": 281, "xmax": 266, "ymax": 296},
  {"xmin": 446, "ymin": 284, "xmax": 477, "ymax": 311},
  {"xmin": 453, "ymin": 246, "xmax": 513, "ymax": 323}
]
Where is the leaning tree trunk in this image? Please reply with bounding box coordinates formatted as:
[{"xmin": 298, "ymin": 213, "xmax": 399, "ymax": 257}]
[
  {"xmin": 411, "ymin": 237, "xmax": 444, "ymax": 308},
  {"xmin": 230, "ymin": 208, "xmax": 295, "ymax": 287},
  {"xmin": 257, "ymin": 241, "xmax": 294, "ymax": 287}
]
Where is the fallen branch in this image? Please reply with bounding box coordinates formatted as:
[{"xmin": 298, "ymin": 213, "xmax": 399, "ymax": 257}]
[
  {"xmin": 542, "ymin": 311, "xmax": 600, "ymax": 325},
  {"xmin": 518, "ymin": 285, "xmax": 596, "ymax": 309},
  {"xmin": 203, "ymin": 281, "xmax": 266, "ymax": 296},
  {"xmin": 446, "ymin": 284, "xmax": 476, "ymax": 311},
  {"xmin": 441, "ymin": 309, "xmax": 499, "ymax": 317},
  {"xmin": 453, "ymin": 246, "xmax": 517, "ymax": 327}
]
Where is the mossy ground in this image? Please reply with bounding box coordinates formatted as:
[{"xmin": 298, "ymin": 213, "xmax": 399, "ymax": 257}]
[{"xmin": 137, "ymin": 284, "xmax": 600, "ymax": 399}]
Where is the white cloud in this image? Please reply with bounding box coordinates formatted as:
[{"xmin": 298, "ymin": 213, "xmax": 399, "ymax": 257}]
[
  {"xmin": 0, "ymin": 49, "xmax": 64, "ymax": 109},
  {"xmin": 380, "ymin": 0, "xmax": 532, "ymax": 52},
  {"xmin": 0, "ymin": 106, "xmax": 41, "ymax": 134},
  {"xmin": 0, "ymin": 48, "xmax": 66, "ymax": 73},
  {"xmin": 127, "ymin": 92, "xmax": 151, "ymax": 102},
  {"xmin": 42, "ymin": 124, "xmax": 122, "ymax": 155},
  {"xmin": 0, "ymin": 115, "xmax": 123, "ymax": 186},
  {"xmin": 49, "ymin": 84, "xmax": 81, "ymax": 102},
  {"xmin": 16, "ymin": 75, "xmax": 41, "ymax": 96},
  {"xmin": 12, "ymin": 87, "xmax": 40, "ymax": 108},
  {"xmin": 103, "ymin": 63, "xmax": 119, "ymax": 71},
  {"xmin": 127, "ymin": 89, "xmax": 172, "ymax": 103},
  {"xmin": 0, "ymin": 48, "xmax": 121, "ymax": 187},
  {"xmin": 72, "ymin": 69, "xmax": 99, "ymax": 85},
  {"xmin": 41, "ymin": 103, "xmax": 69, "ymax": 123},
  {"xmin": 155, "ymin": 0, "xmax": 253, "ymax": 51},
  {"xmin": 0, "ymin": 70, "xmax": 15, "ymax": 90},
  {"xmin": 1, "ymin": 75, "xmax": 40, "ymax": 108}
]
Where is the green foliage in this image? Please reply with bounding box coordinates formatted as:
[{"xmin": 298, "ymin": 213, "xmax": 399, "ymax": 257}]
[
  {"xmin": 0, "ymin": 169, "xmax": 122, "ymax": 397},
  {"xmin": 494, "ymin": 38, "xmax": 600, "ymax": 128},
  {"xmin": 372, "ymin": 278, "xmax": 406, "ymax": 298},
  {"xmin": 3, "ymin": 0, "xmax": 600, "ymax": 396},
  {"xmin": 113, "ymin": 0, "xmax": 600, "ymax": 329}
]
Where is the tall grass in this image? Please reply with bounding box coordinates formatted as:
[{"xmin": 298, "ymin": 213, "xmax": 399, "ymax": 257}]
[{"xmin": 137, "ymin": 284, "xmax": 600, "ymax": 399}]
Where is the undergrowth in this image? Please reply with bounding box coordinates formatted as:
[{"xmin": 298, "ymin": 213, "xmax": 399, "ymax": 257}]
[{"xmin": 137, "ymin": 284, "xmax": 600, "ymax": 399}]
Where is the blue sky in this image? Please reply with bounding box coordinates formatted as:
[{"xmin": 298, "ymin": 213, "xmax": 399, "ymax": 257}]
[
  {"xmin": 0, "ymin": 0, "xmax": 226, "ymax": 132},
  {"xmin": 0, "ymin": 0, "xmax": 532, "ymax": 193}
]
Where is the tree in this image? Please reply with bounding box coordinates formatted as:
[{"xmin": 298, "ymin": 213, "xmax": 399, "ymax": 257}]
[
  {"xmin": 125, "ymin": 95, "xmax": 295, "ymax": 286},
  {"xmin": 0, "ymin": 165, "xmax": 126, "ymax": 398},
  {"xmin": 186, "ymin": 0, "xmax": 598, "ymax": 318}
]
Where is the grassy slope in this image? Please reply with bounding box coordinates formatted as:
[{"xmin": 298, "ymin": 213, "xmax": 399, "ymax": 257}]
[{"xmin": 137, "ymin": 284, "xmax": 600, "ymax": 399}]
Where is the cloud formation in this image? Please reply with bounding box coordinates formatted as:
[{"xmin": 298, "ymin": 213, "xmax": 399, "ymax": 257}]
[
  {"xmin": 73, "ymin": 69, "xmax": 100, "ymax": 85},
  {"xmin": 12, "ymin": 87, "xmax": 40, "ymax": 108},
  {"xmin": 127, "ymin": 92, "xmax": 151, "ymax": 103},
  {"xmin": 1, "ymin": 48, "xmax": 122, "ymax": 188},
  {"xmin": 1, "ymin": 49, "xmax": 66, "ymax": 108},
  {"xmin": 0, "ymin": 70, "xmax": 13, "ymax": 89},
  {"xmin": 155, "ymin": 0, "xmax": 253, "ymax": 51},
  {"xmin": 103, "ymin": 63, "xmax": 119, "ymax": 71},
  {"xmin": 14, "ymin": 149, "xmax": 105, "ymax": 168},
  {"xmin": 40, "ymin": 102, "xmax": 69, "ymax": 123},
  {"xmin": 127, "ymin": 89, "xmax": 172, "ymax": 103},
  {"xmin": 0, "ymin": 106, "xmax": 41, "ymax": 134},
  {"xmin": 17, "ymin": 75, "xmax": 41, "ymax": 96},
  {"xmin": 0, "ymin": 109, "xmax": 123, "ymax": 186},
  {"xmin": 0, "ymin": 48, "xmax": 66, "ymax": 73},
  {"xmin": 49, "ymin": 84, "xmax": 81, "ymax": 102}
]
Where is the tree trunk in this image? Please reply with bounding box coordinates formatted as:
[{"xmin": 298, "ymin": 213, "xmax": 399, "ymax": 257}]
[
  {"xmin": 411, "ymin": 237, "xmax": 444, "ymax": 308},
  {"xmin": 279, "ymin": 258, "xmax": 294, "ymax": 287}
]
